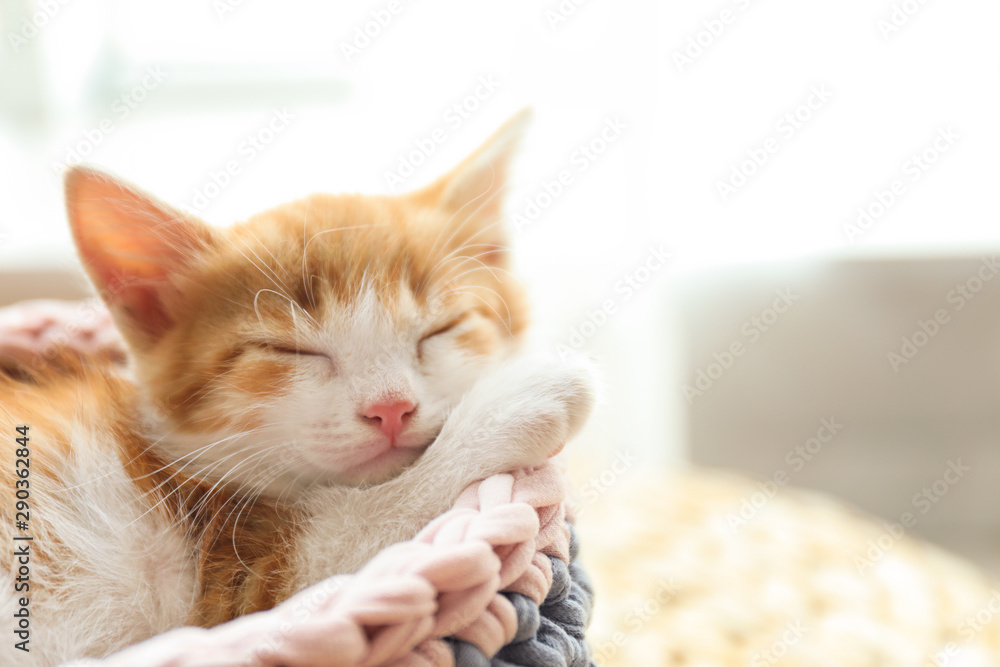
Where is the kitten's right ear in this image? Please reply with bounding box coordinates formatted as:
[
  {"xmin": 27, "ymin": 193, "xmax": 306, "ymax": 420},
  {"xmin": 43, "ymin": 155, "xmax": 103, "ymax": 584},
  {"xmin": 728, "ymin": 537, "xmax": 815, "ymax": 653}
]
[{"xmin": 64, "ymin": 166, "xmax": 216, "ymax": 347}]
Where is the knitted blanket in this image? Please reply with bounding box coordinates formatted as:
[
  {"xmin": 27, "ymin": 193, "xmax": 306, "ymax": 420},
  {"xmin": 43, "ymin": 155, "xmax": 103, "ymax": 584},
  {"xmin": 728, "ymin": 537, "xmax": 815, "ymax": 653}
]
[{"xmin": 65, "ymin": 460, "xmax": 595, "ymax": 666}]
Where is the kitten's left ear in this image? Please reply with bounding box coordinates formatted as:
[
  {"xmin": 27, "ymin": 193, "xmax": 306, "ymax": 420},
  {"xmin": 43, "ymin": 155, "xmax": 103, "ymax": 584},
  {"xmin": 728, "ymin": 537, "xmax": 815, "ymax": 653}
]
[
  {"xmin": 412, "ymin": 108, "xmax": 531, "ymax": 263},
  {"xmin": 64, "ymin": 166, "xmax": 216, "ymax": 348}
]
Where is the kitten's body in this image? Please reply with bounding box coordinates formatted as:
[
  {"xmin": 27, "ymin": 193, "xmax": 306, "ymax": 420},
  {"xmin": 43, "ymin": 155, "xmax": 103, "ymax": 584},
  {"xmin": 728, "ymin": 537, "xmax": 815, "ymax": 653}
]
[{"xmin": 0, "ymin": 113, "xmax": 596, "ymax": 665}]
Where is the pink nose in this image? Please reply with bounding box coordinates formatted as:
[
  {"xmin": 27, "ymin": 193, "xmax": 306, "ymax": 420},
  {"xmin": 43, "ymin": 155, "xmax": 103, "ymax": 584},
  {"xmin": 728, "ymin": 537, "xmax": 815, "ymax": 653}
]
[{"xmin": 361, "ymin": 400, "xmax": 416, "ymax": 441}]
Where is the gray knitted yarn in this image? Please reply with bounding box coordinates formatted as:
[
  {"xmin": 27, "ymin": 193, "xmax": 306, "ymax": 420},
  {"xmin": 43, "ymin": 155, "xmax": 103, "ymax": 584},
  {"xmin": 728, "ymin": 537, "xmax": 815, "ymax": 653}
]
[{"xmin": 448, "ymin": 523, "xmax": 596, "ymax": 667}]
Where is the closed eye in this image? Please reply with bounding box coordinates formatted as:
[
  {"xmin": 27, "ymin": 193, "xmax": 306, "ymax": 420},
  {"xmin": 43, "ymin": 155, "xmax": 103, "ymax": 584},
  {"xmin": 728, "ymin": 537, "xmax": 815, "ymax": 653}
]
[
  {"xmin": 260, "ymin": 342, "xmax": 328, "ymax": 359},
  {"xmin": 417, "ymin": 314, "xmax": 468, "ymax": 361},
  {"xmin": 421, "ymin": 314, "xmax": 468, "ymax": 342}
]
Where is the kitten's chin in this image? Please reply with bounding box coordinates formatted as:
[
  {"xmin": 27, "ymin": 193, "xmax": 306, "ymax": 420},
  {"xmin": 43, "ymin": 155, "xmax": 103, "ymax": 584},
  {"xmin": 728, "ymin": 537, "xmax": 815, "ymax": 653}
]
[
  {"xmin": 333, "ymin": 445, "xmax": 425, "ymax": 487},
  {"xmin": 310, "ymin": 427, "xmax": 443, "ymax": 488}
]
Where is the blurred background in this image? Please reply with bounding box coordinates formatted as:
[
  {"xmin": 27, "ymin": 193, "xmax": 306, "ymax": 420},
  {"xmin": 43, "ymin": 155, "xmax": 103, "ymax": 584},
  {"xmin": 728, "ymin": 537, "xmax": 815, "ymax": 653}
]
[{"xmin": 1, "ymin": 0, "xmax": 1000, "ymax": 572}]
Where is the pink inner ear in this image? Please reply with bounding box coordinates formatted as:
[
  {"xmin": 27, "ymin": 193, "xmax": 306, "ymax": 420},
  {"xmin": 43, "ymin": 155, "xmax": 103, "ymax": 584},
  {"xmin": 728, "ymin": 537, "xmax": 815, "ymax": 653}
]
[
  {"xmin": 66, "ymin": 167, "xmax": 212, "ymax": 343},
  {"xmin": 76, "ymin": 228, "xmax": 182, "ymax": 340},
  {"xmin": 110, "ymin": 283, "xmax": 173, "ymax": 339}
]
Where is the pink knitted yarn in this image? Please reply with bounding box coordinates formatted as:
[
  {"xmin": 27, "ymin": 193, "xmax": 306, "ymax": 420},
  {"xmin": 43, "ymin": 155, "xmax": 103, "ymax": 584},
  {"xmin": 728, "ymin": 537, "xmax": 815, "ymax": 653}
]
[{"xmin": 71, "ymin": 458, "xmax": 572, "ymax": 667}]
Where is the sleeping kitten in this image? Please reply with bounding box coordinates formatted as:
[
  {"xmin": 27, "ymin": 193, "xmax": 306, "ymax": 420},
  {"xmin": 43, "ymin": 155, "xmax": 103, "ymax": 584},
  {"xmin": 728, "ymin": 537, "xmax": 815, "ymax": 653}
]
[{"xmin": 0, "ymin": 112, "xmax": 596, "ymax": 665}]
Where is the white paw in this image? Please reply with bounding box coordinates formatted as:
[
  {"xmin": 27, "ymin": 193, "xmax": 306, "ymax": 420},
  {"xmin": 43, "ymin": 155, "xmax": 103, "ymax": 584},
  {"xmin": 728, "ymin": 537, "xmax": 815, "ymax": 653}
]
[{"xmin": 443, "ymin": 354, "xmax": 598, "ymax": 472}]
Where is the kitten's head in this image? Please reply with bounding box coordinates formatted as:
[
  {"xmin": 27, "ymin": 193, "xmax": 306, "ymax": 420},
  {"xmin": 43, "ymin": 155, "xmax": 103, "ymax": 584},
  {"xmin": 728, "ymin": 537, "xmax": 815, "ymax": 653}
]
[{"xmin": 65, "ymin": 112, "xmax": 531, "ymax": 496}]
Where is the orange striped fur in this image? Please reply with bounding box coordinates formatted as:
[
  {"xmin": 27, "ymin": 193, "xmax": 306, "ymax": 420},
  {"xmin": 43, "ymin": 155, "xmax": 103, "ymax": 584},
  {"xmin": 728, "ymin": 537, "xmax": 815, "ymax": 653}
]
[{"xmin": 0, "ymin": 112, "xmax": 598, "ymax": 664}]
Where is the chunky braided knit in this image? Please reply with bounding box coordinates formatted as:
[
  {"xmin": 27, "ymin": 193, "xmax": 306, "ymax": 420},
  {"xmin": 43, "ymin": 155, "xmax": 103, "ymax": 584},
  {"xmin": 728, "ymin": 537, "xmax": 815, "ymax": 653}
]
[
  {"xmin": 64, "ymin": 461, "xmax": 595, "ymax": 667},
  {"xmin": 448, "ymin": 523, "xmax": 596, "ymax": 667}
]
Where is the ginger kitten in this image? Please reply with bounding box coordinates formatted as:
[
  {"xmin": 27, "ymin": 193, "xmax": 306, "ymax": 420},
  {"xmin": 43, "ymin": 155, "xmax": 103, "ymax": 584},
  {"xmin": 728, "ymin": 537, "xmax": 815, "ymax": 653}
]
[{"xmin": 0, "ymin": 112, "xmax": 595, "ymax": 664}]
